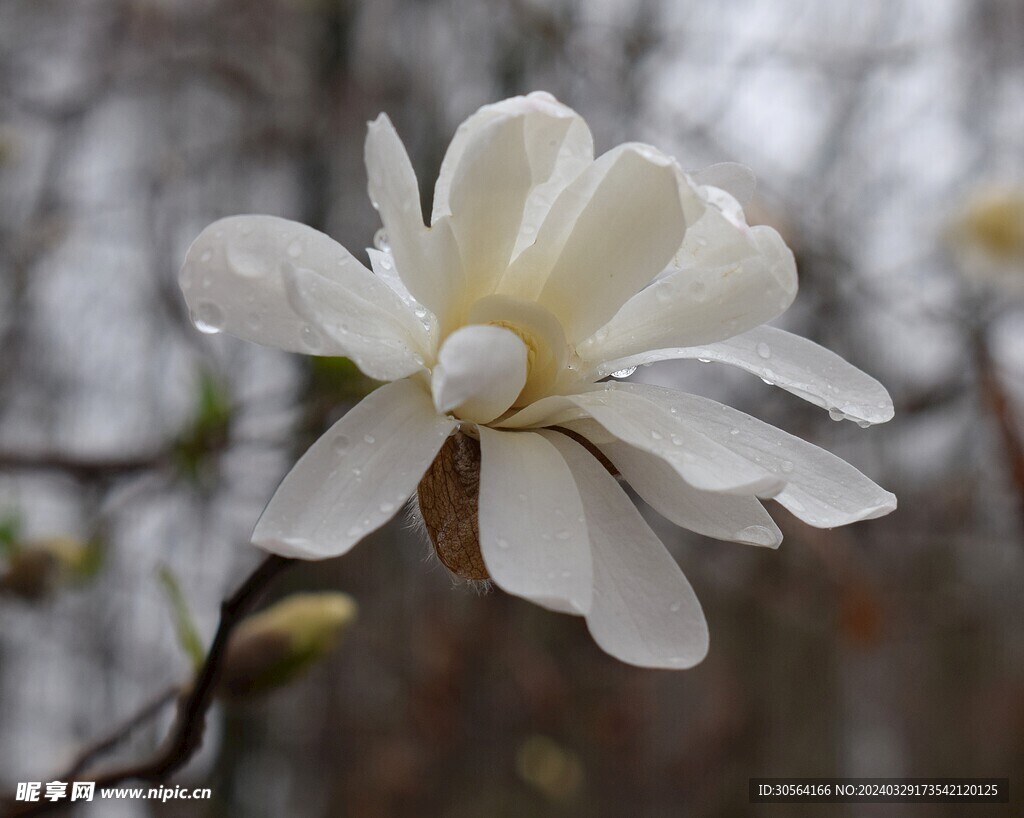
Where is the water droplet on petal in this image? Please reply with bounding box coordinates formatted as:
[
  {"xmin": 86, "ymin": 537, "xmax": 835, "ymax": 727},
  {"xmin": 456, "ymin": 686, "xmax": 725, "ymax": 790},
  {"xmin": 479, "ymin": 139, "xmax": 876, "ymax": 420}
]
[
  {"xmin": 669, "ymin": 602, "xmax": 681, "ymax": 612},
  {"xmin": 379, "ymin": 501, "xmax": 396, "ymax": 513},
  {"xmin": 697, "ymin": 357, "xmax": 711, "ymax": 364},
  {"xmin": 301, "ymin": 325, "xmax": 323, "ymax": 352},
  {"xmin": 729, "ymin": 428, "xmax": 740, "ymax": 435},
  {"xmin": 373, "ymin": 227, "xmax": 390, "ymax": 252},
  {"xmin": 364, "ymin": 434, "xmax": 375, "ymax": 444},
  {"xmin": 781, "ymin": 460, "xmax": 794, "ymax": 473},
  {"xmin": 199, "ymin": 249, "xmax": 213, "ymax": 263},
  {"xmin": 828, "ymin": 408, "xmax": 845, "ymax": 421},
  {"xmin": 497, "ymin": 537, "xmax": 509, "ymax": 549},
  {"xmin": 610, "ymin": 366, "xmax": 637, "ymax": 379},
  {"xmin": 756, "ymin": 342, "xmax": 771, "ymax": 359},
  {"xmin": 650, "ymin": 430, "xmax": 663, "ymax": 441},
  {"xmin": 286, "ymin": 239, "xmax": 303, "ymax": 258},
  {"xmin": 333, "ymin": 435, "xmax": 350, "ymax": 454},
  {"xmin": 192, "ymin": 302, "xmax": 224, "ymax": 334}
]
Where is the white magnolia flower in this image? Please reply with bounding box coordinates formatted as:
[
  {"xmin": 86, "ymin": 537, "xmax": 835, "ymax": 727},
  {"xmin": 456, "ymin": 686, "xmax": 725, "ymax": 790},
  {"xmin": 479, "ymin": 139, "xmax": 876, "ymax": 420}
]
[{"xmin": 180, "ymin": 92, "xmax": 895, "ymax": 669}]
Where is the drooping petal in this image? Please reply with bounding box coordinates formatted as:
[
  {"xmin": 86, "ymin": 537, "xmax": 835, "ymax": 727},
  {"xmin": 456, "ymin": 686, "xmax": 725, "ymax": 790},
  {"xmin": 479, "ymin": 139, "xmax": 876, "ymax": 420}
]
[
  {"xmin": 578, "ymin": 224, "xmax": 797, "ymax": 370},
  {"xmin": 477, "ymin": 427, "xmax": 592, "ymax": 614},
  {"xmin": 603, "ymin": 326, "xmax": 894, "ymax": 426},
  {"xmin": 181, "ymin": 215, "xmax": 427, "ymax": 379},
  {"xmin": 431, "ymin": 91, "xmax": 594, "ymax": 259},
  {"xmin": 365, "ymin": 114, "xmax": 464, "ymax": 329},
  {"xmin": 431, "ymin": 325, "xmax": 528, "ymax": 423},
  {"xmin": 500, "ymin": 144, "xmax": 700, "ymax": 341},
  {"xmin": 544, "ymin": 431, "xmax": 709, "ymax": 669},
  {"xmin": 280, "ymin": 263, "xmax": 429, "ymax": 381},
  {"xmin": 618, "ymin": 383, "xmax": 898, "ymax": 527},
  {"xmin": 498, "ymin": 388, "xmax": 784, "ymax": 496},
  {"xmin": 589, "ymin": 430, "xmax": 782, "ymax": 547},
  {"xmin": 252, "ymin": 379, "xmax": 456, "ymax": 559}
]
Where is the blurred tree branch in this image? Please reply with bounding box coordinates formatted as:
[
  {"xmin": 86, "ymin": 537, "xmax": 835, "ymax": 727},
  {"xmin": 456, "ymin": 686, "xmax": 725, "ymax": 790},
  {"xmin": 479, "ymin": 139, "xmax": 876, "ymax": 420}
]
[{"xmin": 1, "ymin": 554, "xmax": 294, "ymax": 818}]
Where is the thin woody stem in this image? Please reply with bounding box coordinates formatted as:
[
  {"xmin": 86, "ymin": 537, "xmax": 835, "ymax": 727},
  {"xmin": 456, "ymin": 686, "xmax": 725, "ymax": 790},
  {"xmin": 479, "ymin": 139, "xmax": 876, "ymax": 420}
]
[{"xmin": 1, "ymin": 554, "xmax": 294, "ymax": 818}]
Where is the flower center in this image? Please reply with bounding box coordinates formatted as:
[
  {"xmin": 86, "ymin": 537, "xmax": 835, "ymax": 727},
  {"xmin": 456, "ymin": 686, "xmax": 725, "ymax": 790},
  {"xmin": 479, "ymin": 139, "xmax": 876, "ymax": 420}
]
[{"xmin": 486, "ymin": 320, "xmax": 537, "ymax": 377}]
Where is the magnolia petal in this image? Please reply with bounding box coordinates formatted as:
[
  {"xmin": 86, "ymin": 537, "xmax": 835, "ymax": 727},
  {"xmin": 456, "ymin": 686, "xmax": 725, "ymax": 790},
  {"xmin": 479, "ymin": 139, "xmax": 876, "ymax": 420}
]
[
  {"xmin": 431, "ymin": 91, "xmax": 595, "ymax": 260},
  {"xmin": 619, "ymin": 383, "xmax": 897, "ymax": 527},
  {"xmin": 365, "ymin": 115, "xmax": 464, "ymax": 328},
  {"xmin": 579, "ymin": 225, "xmax": 797, "ymax": 370},
  {"xmin": 531, "ymin": 144, "xmax": 691, "ymax": 343},
  {"xmin": 281, "ymin": 264, "xmax": 427, "ymax": 381},
  {"xmin": 367, "ymin": 248, "xmax": 438, "ymax": 352},
  {"xmin": 595, "ymin": 434, "xmax": 782, "ymax": 547},
  {"xmin": 252, "ymin": 379, "xmax": 456, "ymax": 559},
  {"xmin": 544, "ymin": 431, "xmax": 709, "ymax": 669},
  {"xmin": 445, "ymin": 115, "xmax": 537, "ymax": 299},
  {"xmin": 605, "ymin": 326, "xmax": 894, "ymax": 426},
  {"xmin": 181, "ymin": 215, "xmax": 420, "ymax": 366},
  {"xmin": 431, "ymin": 325, "xmax": 528, "ymax": 423},
  {"xmin": 691, "ymin": 163, "xmax": 756, "ymax": 206},
  {"xmin": 498, "ymin": 388, "xmax": 783, "ymax": 496},
  {"xmin": 477, "ymin": 427, "xmax": 592, "ymax": 614}
]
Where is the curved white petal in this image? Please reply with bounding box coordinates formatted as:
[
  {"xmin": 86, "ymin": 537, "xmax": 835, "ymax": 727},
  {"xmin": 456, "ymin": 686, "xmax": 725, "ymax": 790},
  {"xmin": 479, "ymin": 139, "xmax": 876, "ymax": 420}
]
[
  {"xmin": 431, "ymin": 91, "xmax": 594, "ymax": 261},
  {"xmin": 691, "ymin": 163, "xmax": 757, "ymax": 206},
  {"xmin": 252, "ymin": 379, "xmax": 455, "ymax": 559},
  {"xmin": 593, "ymin": 433, "xmax": 782, "ymax": 547},
  {"xmin": 431, "ymin": 325, "xmax": 528, "ymax": 423},
  {"xmin": 497, "ymin": 388, "xmax": 784, "ymax": 496},
  {"xmin": 579, "ymin": 224, "xmax": 797, "ymax": 370},
  {"xmin": 499, "ymin": 144, "xmax": 701, "ymax": 338},
  {"xmin": 365, "ymin": 115, "xmax": 464, "ymax": 329},
  {"xmin": 477, "ymin": 427, "xmax": 592, "ymax": 614},
  {"xmin": 533, "ymin": 144, "xmax": 692, "ymax": 343},
  {"xmin": 544, "ymin": 431, "xmax": 709, "ymax": 669},
  {"xmin": 180, "ymin": 215, "xmax": 424, "ymax": 371},
  {"xmin": 604, "ymin": 326, "xmax": 894, "ymax": 426},
  {"xmin": 281, "ymin": 263, "xmax": 428, "ymax": 381},
  {"xmin": 445, "ymin": 114, "xmax": 533, "ymax": 297},
  {"xmin": 619, "ymin": 383, "xmax": 897, "ymax": 527}
]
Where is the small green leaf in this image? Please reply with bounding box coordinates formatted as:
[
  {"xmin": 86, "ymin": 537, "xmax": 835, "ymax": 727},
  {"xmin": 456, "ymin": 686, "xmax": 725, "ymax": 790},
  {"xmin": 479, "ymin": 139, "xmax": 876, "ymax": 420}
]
[
  {"xmin": 158, "ymin": 565, "xmax": 206, "ymax": 670},
  {"xmin": 0, "ymin": 512, "xmax": 23, "ymax": 557}
]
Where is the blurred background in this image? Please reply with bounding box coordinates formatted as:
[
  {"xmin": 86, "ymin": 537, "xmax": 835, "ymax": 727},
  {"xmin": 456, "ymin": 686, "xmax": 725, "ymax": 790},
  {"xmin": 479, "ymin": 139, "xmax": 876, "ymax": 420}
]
[{"xmin": 1, "ymin": 0, "xmax": 1022, "ymax": 815}]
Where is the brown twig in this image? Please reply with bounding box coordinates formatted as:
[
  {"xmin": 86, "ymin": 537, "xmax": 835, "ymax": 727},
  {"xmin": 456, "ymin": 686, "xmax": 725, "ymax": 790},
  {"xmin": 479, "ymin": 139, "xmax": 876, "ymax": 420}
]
[
  {"xmin": 63, "ymin": 685, "xmax": 181, "ymax": 780},
  {"xmin": 972, "ymin": 327, "xmax": 1024, "ymax": 529},
  {"xmin": 1, "ymin": 554, "xmax": 294, "ymax": 818}
]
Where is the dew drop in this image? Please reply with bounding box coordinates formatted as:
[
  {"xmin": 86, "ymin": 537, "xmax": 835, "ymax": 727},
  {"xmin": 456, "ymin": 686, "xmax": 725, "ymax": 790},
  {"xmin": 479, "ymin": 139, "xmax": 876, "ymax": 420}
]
[
  {"xmin": 346, "ymin": 524, "xmax": 364, "ymax": 538},
  {"xmin": 828, "ymin": 408, "xmax": 845, "ymax": 421},
  {"xmin": 669, "ymin": 601, "xmax": 681, "ymax": 612},
  {"xmin": 373, "ymin": 227, "xmax": 390, "ymax": 252},
  {"xmin": 756, "ymin": 342, "xmax": 771, "ymax": 359},
  {"xmin": 191, "ymin": 302, "xmax": 224, "ymax": 334},
  {"xmin": 781, "ymin": 460, "xmax": 794, "ymax": 473},
  {"xmin": 379, "ymin": 501, "xmax": 396, "ymax": 513},
  {"xmin": 729, "ymin": 427, "xmax": 740, "ymax": 435},
  {"xmin": 379, "ymin": 255, "xmax": 393, "ymax": 271},
  {"xmin": 496, "ymin": 537, "xmax": 510, "ymax": 549},
  {"xmin": 610, "ymin": 366, "xmax": 637, "ymax": 379},
  {"xmin": 651, "ymin": 430, "xmax": 663, "ymax": 441},
  {"xmin": 363, "ymin": 434, "xmax": 376, "ymax": 444},
  {"xmin": 856, "ymin": 419, "xmax": 871, "ymax": 429},
  {"xmin": 697, "ymin": 357, "xmax": 712, "ymax": 364},
  {"xmin": 199, "ymin": 249, "xmax": 213, "ymax": 263},
  {"xmin": 333, "ymin": 435, "xmax": 350, "ymax": 454},
  {"xmin": 286, "ymin": 239, "xmax": 303, "ymax": 258},
  {"xmin": 301, "ymin": 325, "xmax": 323, "ymax": 352}
]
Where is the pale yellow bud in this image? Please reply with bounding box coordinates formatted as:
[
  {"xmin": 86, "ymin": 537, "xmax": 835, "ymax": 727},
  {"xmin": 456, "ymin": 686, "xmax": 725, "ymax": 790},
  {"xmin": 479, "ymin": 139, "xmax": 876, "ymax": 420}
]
[
  {"xmin": 218, "ymin": 592, "xmax": 358, "ymax": 698},
  {"xmin": 951, "ymin": 187, "xmax": 1024, "ymax": 289}
]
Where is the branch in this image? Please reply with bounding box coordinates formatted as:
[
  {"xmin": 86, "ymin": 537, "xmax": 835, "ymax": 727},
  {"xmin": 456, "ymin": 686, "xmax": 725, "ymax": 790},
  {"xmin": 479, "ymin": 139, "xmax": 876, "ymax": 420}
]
[
  {"xmin": 1, "ymin": 554, "xmax": 294, "ymax": 818},
  {"xmin": 973, "ymin": 328, "xmax": 1024, "ymax": 529}
]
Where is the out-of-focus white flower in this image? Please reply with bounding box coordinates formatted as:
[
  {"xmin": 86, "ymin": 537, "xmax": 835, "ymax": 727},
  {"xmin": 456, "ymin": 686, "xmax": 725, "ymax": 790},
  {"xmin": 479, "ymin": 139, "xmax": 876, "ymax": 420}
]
[
  {"xmin": 950, "ymin": 186, "xmax": 1024, "ymax": 290},
  {"xmin": 180, "ymin": 92, "xmax": 895, "ymax": 669}
]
